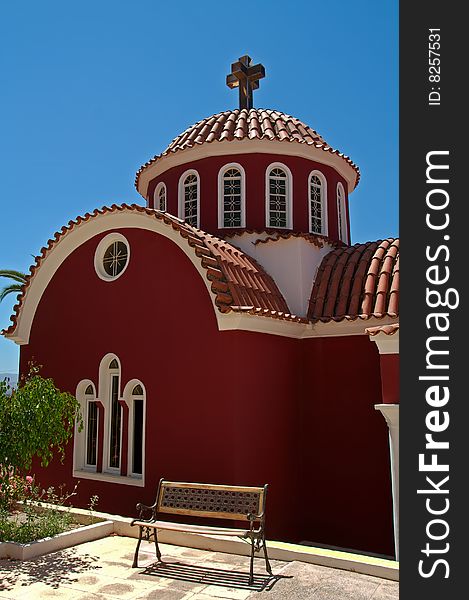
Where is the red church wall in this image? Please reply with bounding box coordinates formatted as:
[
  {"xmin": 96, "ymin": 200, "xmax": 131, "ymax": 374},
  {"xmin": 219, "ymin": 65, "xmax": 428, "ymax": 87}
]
[
  {"xmin": 298, "ymin": 336, "xmax": 394, "ymax": 555},
  {"xmin": 146, "ymin": 153, "xmax": 350, "ymax": 242},
  {"xmin": 380, "ymin": 354, "xmax": 400, "ymax": 404},
  {"xmin": 20, "ymin": 227, "xmax": 392, "ymax": 556}
]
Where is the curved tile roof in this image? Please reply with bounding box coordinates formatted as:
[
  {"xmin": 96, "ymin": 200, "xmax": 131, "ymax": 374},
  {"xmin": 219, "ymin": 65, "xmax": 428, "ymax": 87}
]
[
  {"xmin": 365, "ymin": 323, "xmax": 400, "ymax": 336},
  {"xmin": 2, "ymin": 205, "xmax": 305, "ymax": 339},
  {"xmin": 308, "ymin": 238, "xmax": 399, "ymax": 323},
  {"xmin": 135, "ymin": 108, "xmax": 360, "ymax": 190}
]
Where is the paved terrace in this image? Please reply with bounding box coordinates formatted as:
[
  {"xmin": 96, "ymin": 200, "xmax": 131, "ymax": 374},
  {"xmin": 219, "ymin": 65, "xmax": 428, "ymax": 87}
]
[{"xmin": 0, "ymin": 536, "xmax": 399, "ymax": 600}]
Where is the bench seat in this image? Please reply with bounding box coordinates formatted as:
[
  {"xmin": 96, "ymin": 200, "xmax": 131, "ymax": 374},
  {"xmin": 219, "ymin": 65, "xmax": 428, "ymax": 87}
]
[{"xmin": 131, "ymin": 520, "xmax": 251, "ymax": 537}]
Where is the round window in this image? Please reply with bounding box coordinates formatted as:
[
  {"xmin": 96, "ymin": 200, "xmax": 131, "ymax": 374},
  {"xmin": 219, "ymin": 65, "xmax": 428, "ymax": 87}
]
[{"xmin": 94, "ymin": 233, "xmax": 130, "ymax": 281}]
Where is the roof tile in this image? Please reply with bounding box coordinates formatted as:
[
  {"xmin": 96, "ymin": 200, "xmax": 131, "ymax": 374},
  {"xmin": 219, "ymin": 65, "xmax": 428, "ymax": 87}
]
[
  {"xmin": 135, "ymin": 108, "xmax": 360, "ymax": 190},
  {"xmin": 308, "ymin": 238, "xmax": 399, "ymax": 322}
]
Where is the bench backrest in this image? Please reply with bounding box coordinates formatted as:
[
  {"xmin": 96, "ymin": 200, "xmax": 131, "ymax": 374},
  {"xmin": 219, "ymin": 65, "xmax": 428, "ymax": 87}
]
[{"xmin": 156, "ymin": 480, "xmax": 267, "ymax": 522}]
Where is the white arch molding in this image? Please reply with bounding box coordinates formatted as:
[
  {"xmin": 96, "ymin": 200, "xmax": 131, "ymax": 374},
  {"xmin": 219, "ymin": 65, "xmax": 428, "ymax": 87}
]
[{"xmin": 7, "ymin": 209, "xmax": 222, "ymax": 345}]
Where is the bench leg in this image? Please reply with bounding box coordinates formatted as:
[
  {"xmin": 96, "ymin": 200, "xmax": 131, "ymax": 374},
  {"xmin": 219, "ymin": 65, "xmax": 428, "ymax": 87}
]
[
  {"xmin": 262, "ymin": 535, "xmax": 273, "ymax": 576},
  {"xmin": 249, "ymin": 538, "xmax": 255, "ymax": 586},
  {"xmin": 132, "ymin": 526, "xmax": 143, "ymax": 568},
  {"xmin": 153, "ymin": 528, "xmax": 162, "ymax": 561}
]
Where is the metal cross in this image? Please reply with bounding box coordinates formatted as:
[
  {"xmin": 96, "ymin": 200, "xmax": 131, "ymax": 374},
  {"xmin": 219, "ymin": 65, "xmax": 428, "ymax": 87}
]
[{"xmin": 226, "ymin": 55, "xmax": 265, "ymax": 110}]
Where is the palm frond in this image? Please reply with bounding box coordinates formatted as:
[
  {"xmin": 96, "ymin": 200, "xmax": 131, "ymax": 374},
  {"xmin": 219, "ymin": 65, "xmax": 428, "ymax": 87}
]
[
  {"xmin": 0, "ymin": 284, "xmax": 23, "ymax": 303},
  {"xmin": 0, "ymin": 270, "xmax": 27, "ymax": 284}
]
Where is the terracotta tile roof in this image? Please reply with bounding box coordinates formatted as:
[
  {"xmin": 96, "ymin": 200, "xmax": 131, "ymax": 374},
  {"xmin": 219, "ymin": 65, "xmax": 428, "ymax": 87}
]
[
  {"xmin": 2, "ymin": 205, "xmax": 304, "ymax": 338},
  {"xmin": 135, "ymin": 108, "xmax": 360, "ymax": 190},
  {"xmin": 308, "ymin": 238, "xmax": 399, "ymax": 323},
  {"xmin": 252, "ymin": 231, "xmax": 341, "ymax": 249},
  {"xmin": 365, "ymin": 323, "xmax": 400, "ymax": 336},
  {"xmin": 224, "ymin": 229, "xmax": 342, "ymax": 249}
]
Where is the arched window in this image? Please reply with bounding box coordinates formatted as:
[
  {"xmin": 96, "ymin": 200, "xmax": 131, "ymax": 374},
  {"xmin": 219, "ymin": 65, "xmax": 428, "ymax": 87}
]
[
  {"xmin": 337, "ymin": 183, "xmax": 348, "ymax": 243},
  {"xmin": 218, "ymin": 164, "xmax": 245, "ymax": 228},
  {"xmin": 179, "ymin": 171, "xmax": 199, "ymax": 227},
  {"xmin": 154, "ymin": 183, "xmax": 166, "ymax": 211},
  {"xmin": 309, "ymin": 171, "xmax": 327, "ymax": 235},
  {"xmin": 74, "ymin": 357, "xmax": 146, "ymax": 486},
  {"xmin": 266, "ymin": 164, "xmax": 292, "ymax": 228},
  {"xmin": 108, "ymin": 359, "xmax": 121, "ymax": 470},
  {"xmin": 131, "ymin": 384, "xmax": 144, "ymax": 476},
  {"xmin": 84, "ymin": 384, "xmax": 98, "ymax": 468}
]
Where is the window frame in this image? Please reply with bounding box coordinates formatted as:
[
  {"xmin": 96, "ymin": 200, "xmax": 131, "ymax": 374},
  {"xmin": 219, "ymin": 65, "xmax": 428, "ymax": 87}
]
[
  {"xmin": 308, "ymin": 170, "xmax": 328, "ymax": 236},
  {"xmin": 84, "ymin": 385, "xmax": 98, "ymax": 469},
  {"xmin": 265, "ymin": 162, "xmax": 293, "ymax": 229},
  {"xmin": 94, "ymin": 232, "xmax": 130, "ymax": 282},
  {"xmin": 178, "ymin": 169, "xmax": 200, "ymax": 228},
  {"xmin": 154, "ymin": 182, "xmax": 167, "ymax": 211},
  {"xmin": 336, "ymin": 182, "xmax": 349, "ymax": 244},
  {"xmin": 218, "ymin": 163, "xmax": 246, "ymax": 229},
  {"xmin": 107, "ymin": 362, "xmax": 122, "ymax": 473},
  {"xmin": 74, "ymin": 380, "xmax": 98, "ymax": 474},
  {"xmin": 123, "ymin": 379, "xmax": 146, "ymax": 479}
]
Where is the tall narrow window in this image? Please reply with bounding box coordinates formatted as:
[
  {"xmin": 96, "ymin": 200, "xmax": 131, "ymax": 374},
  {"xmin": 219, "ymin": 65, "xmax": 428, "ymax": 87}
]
[
  {"xmin": 337, "ymin": 183, "xmax": 348, "ymax": 243},
  {"xmin": 266, "ymin": 165, "xmax": 291, "ymax": 228},
  {"xmin": 131, "ymin": 384, "xmax": 144, "ymax": 476},
  {"xmin": 219, "ymin": 166, "xmax": 244, "ymax": 228},
  {"xmin": 154, "ymin": 183, "xmax": 166, "ymax": 211},
  {"xmin": 309, "ymin": 172, "xmax": 327, "ymax": 235},
  {"xmin": 108, "ymin": 360, "xmax": 121, "ymax": 469},
  {"xmin": 85, "ymin": 385, "xmax": 97, "ymax": 467},
  {"xmin": 180, "ymin": 172, "xmax": 199, "ymax": 226}
]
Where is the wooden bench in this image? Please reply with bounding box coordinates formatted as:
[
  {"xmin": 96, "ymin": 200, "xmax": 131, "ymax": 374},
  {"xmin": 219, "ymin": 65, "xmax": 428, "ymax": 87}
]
[{"xmin": 130, "ymin": 478, "xmax": 272, "ymax": 584}]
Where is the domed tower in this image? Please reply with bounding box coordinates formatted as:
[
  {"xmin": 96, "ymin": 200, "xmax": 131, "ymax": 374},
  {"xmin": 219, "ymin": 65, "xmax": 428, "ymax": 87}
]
[{"xmin": 135, "ymin": 55, "xmax": 359, "ymax": 245}]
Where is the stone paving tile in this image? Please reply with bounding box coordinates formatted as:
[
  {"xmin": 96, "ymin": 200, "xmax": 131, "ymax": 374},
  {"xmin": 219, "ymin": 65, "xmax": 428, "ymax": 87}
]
[{"xmin": 0, "ymin": 537, "xmax": 399, "ymax": 600}]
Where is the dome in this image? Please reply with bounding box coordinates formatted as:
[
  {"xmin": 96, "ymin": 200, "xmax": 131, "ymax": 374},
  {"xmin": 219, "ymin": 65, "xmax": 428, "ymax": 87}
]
[{"xmin": 135, "ymin": 108, "xmax": 360, "ymax": 196}]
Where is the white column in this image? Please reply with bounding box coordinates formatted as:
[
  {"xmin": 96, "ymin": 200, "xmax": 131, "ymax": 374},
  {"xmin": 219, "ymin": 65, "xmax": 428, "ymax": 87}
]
[{"xmin": 375, "ymin": 403, "xmax": 399, "ymax": 560}]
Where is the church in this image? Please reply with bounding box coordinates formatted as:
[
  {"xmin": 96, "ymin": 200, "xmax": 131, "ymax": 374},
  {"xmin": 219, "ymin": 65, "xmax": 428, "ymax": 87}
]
[{"xmin": 3, "ymin": 56, "xmax": 399, "ymax": 558}]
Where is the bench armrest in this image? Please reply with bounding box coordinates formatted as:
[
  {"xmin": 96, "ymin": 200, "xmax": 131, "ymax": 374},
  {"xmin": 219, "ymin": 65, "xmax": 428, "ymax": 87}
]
[
  {"xmin": 247, "ymin": 511, "xmax": 265, "ymax": 522},
  {"xmin": 247, "ymin": 512, "xmax": 266, "ymax": 535},
  {"xmin": 132, "ymin": 501, "xmax": 157, "ymax": 522}
]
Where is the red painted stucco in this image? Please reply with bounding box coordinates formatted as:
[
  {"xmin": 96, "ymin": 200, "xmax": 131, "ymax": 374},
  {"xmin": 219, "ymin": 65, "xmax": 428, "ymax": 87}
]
[
  {"xmin": 379, "ymin": 354, "xmax": 400, "ymax": 405},
  {"xmin": 21, "ymin": 227, "xmax": 393, "ymax": 556},
  {"xmin": 145, "ymin": 153, "xmax": 350, "ymax": 242}
]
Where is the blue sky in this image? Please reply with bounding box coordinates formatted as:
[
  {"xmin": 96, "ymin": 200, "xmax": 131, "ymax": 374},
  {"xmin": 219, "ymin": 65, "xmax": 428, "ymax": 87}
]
[{"xmin": 0, "ymin": 0, "xmax": 398, "ymax": 372}]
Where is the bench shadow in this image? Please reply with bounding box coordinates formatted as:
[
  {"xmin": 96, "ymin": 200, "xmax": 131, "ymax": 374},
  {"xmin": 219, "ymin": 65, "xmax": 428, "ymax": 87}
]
[{"xmin": 142, "ymin": 560, "xmax": 286, "ymax": 592}]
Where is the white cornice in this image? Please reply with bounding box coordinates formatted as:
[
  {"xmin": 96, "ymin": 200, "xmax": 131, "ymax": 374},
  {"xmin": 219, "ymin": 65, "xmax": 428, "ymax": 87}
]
[
  {"xmin": 220, "ymin": 313, "xmax": 398, "ymax": 339},
  {"xmin": 137, "ymin": 138, "xmax": 359, "ymax": 198},
  {"xmin": 368, "ymin": 331, "xmax": 400, "ymax": 354}
]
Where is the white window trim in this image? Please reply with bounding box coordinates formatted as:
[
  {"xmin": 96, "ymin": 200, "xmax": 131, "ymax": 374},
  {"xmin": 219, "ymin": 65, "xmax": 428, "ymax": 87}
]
[
  {"xmin": 84, "ymin": 387, "xmax": 98, "ymax": 470},
  {"xmin": 106, "ymin": 361, "xmax": 122, "ymax": 474},
  {"xmin": 94, "ymin": 232, "xmax": 130, "ymax": 282},
  {"xmin": 73, "ymin": 353, "xmax": 145, "ymax": 487},
  {"xmin": 265, "ymin": 162, "xmax": 293, "ymax": 229},
  {"xmin": 154, "ymin": 182, "xmax": 167, "ymax": 211},
  {"xmin": 308, "ymin": 170, "xmax": 328, "ymax": 236},
  {"xmin": 337, "ymin": 182, "xmax": 348, "ymax": 244},
  {"xmin": 178, "ymin": 169, "xmax": 200, "ymax": 228},
  {"xmin": 217, "ymin": 163, "xmax": 246, "ymax": 229},
  {"xmin": 73, "ymin": 379, "xmax": 97, "ymax": 474},
  {"xmin": 123, "ymin": 379, "xmax": 146, "ymax": 480}
]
